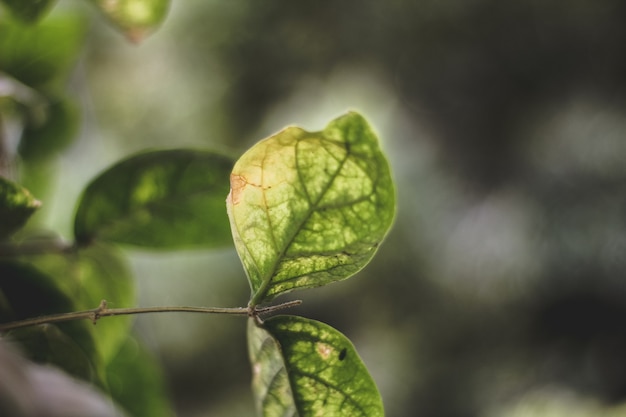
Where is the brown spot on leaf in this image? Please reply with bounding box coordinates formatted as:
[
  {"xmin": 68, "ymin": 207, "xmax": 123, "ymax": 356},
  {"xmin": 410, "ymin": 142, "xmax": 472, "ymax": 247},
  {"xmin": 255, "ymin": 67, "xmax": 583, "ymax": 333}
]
[
  {"xmin": 316, "ymin": 342, "xmax": 333, "ymax": 360},
  {"xmin": 229, "ymin": 174, "xmax": 248, "ymax": 205}
]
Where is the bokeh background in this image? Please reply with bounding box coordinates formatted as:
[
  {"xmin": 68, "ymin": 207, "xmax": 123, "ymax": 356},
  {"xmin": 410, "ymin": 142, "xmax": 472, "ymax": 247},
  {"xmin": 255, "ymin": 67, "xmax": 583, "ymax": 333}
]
[{"xmin": 17, "ymin": 0, "xmax": 626, "ymax": 416}]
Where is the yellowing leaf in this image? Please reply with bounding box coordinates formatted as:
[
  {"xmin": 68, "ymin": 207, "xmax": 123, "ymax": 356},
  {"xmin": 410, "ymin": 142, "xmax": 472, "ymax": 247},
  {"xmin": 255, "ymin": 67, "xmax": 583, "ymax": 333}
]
[
  {"xmin": 248, "ymin": 315, "xmax": 384, "ymax": 417},
  {"xmin": 227, "ymin": 112, "xmax": 395, "ymax": 306}
]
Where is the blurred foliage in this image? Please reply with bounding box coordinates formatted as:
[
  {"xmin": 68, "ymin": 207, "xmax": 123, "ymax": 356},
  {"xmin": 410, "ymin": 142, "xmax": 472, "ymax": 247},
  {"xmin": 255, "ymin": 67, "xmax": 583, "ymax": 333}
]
[
  {"xmin": 0, "ymin": 177, "xmax": 40, "ymax": 238},
  {"xmin": 3, "ymin": 0, "xmax": 626, "ymax": 416},
  {"xmin": 0, "ymin": 0, "xmax": 57, "ymax": 23},
  {"xmin": 74, "ymin": 149, "xmax": 234, "ymax": 249}
]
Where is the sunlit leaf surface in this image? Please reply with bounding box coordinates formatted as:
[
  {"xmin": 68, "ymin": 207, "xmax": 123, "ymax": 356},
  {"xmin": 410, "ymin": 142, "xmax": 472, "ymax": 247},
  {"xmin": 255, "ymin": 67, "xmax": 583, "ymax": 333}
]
[
  {"xmin": 74, "ymin": 149, "xmax": 234, "ymax": 249},
  {"xmin": 249, "ymin": 315, "xmax": 384, "ymax": 417},
  {"xmin": 0, "ymin": 177, "xmax": 41, "ymax": 239},
  {"xmin": 227, "ymin": 112, "xmax": 395, "ymax": 305}
]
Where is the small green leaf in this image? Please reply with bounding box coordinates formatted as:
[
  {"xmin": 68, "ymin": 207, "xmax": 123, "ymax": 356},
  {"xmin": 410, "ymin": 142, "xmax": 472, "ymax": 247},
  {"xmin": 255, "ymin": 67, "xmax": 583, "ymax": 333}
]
[
  {"xmin": 74, "ymin": 149, "xmax": 234, "ymax": 249},
  {"xmin": 227, "ymin": 112, "xmax": 395, "ymax": 305},
  {"xmin": 0, "ymin": 177, "xmax": 41, "ymax": 239},
  {"xmin": 90, "ymin": 0, "xmax": 170, "ymax": 42},
  {"xmin": 248, "ymin": 315, "xmax": 384, "ymax": 417},
  {"xmin": 1, "ymin": 0, "xmax": 58, "ymax": 23},
  {"xmin": 19, "ymin": 96, "xmax": 80, "ymax": 160},
  {"xmin": 0, "ymin": 15, "xmax": 85, "ymax": 89}
]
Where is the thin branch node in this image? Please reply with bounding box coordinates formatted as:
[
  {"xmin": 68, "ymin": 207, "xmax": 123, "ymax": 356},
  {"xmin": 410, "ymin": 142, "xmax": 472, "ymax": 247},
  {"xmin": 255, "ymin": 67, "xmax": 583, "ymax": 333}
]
[{"xmin": 90, "ymin": 300, "xmax": 108, "ymax": 325}]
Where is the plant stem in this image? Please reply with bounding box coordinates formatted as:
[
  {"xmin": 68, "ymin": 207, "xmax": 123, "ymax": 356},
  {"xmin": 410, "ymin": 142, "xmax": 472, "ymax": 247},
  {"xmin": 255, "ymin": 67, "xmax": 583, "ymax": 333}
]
[{"xmin": 0, "ymin": 299, "xmax": 302, "ymax": 332}]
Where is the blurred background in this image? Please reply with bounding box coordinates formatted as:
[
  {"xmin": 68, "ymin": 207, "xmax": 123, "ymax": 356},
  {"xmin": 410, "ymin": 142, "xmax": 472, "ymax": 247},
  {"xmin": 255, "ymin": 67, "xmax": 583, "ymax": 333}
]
[{"xmin": 7, "ymin": 0, "xmax": 626, "ymax": 416}]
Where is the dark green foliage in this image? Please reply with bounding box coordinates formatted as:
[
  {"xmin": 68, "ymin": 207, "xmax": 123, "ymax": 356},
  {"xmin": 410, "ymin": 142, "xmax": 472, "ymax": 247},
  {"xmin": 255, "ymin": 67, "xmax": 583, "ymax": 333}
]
[
  {"xmin": 106, "ymin": 337, "xmax": 176, "ymax": 417},
  {"xmin": 0, "ymin": 0, "xmax": 57, "ymax": 23},
  {"xmin": 18, "ymin": 96, "xmax": 80, "ymax": 160},
  {"xmin": 74, "ymin": 150, "xmax": 234, "ymax": 249},
  {"xmin": 0, "ymin": 16, "xmax": 84, "ymax": 89},
  {"xmin": 0, "ymin": 178, "xmax": 40, "ymax": 239},
  {"xmin": 0, "ymin": 261, "xmax": 102, "ymax": 383}
]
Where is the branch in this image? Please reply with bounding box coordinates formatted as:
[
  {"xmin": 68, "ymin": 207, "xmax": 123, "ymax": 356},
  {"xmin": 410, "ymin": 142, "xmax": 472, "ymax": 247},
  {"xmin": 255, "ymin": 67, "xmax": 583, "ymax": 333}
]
[{"xmin": 0, "ymin": 299, "xmax": 302, "ymax": 332}]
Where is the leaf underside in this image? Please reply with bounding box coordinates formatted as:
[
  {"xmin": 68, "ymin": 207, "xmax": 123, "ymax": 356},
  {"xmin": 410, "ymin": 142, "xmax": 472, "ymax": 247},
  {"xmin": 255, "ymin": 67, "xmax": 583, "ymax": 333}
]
[
  {"xmin": 227, "ymin": 112, "xmax": 395, "ymax": 305},
  {"xmin": 248, "ymin": 315, "xmax": 384, "ymax": 417}
]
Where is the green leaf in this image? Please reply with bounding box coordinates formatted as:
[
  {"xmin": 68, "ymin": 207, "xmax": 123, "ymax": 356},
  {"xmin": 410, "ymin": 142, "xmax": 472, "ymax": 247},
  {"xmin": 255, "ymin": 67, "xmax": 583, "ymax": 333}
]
[
  {"xmin": 8, "ymin": 324, "xmax": 98, "ymax": 382},
  {"xmin": 1, "ymin": 0, "xmax": 58, "ymax": 23},
  {"xmin": 248, "ymin": 315, "xmax": 384, "ymax": 417},
  {"xmin": 106, "ymin": 337, "xmax": 175, "ymax": 417},
  {"xmin": 0, "ymin": 177, "xmax": 41, "ymax": 239},
  {"xmin": 75, "ymin": 244, "xmax": 135, "ymax": 362},
  {"xmin": 74, "ymin": 149, "xmax": 234, "ymax": 249},
  {"xmin": 26, "ymin": 243, "xmax": 135, "ymax": 363},
  {"xmin": 90, "ymin": 0, "xmax": 170, "ymax": 43},
  {"xmin": 248, "ymin": 318, "xmax": 297, "ymax": 417},
  {"xmin": 227, "ymin": 112, "xmax": 395, "ymax": 305},
  {"xmin": 19, "ymin": 96, "xmax": 80, "ymax": 160},
  {"xmin": 0, "ymin": 15, "xmax": 85, "ymax": 89},
  {"xmin": 0, "ymin": 261, "xmax": 102, "ymax": 383}
]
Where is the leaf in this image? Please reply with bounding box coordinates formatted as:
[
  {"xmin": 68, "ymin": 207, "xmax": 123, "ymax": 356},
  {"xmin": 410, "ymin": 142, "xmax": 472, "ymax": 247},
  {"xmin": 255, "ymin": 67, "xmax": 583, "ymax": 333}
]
[
  {"xmin": 248, "ymin": 318, "xmax": 297, "ymax": 417},
  {"xmin": 75, "ymin": 244, "xmax": 135, "ymax": 362},
  {"xmin": 0, "ymin": 177, "xmax": 41, "ymax": 239},
  {"xmin": 74, "ymin": 149, "xmax": 234, "ymax": 249},
  {"xmin": 248, "ymin": 315, "xmax": 384, "ymax": 417},
  {"xmin": 227, "ymin": 112, "xmax": 395, "ymax": 306},
  {"xmin": 0, "ymin": 0, "xmax": 58, "ymax": 23},
  {"xmin": 0, "ymin": 15, "xmax": 85, "ymax": 89},
  {"xmin": 106, "ymin": 337, "xmax": 175, "ymax": 417},
  {"xmin": 19, "ymin": 96, "xmax": 80, "ymax": 160},
  {"xmin": 90, "ymin": 0, "xmax": 170, "ymax": 43},
  {"xmin": 0, "ymin": 261, "xmax": 102, "ymax": 383},
  {"xmin": 8, "ymin": 324, "xmax": 98, "ymax": 383},
  {"xmin": 25, "ymin": 243, "xmax": 135, "ymax": 363}
]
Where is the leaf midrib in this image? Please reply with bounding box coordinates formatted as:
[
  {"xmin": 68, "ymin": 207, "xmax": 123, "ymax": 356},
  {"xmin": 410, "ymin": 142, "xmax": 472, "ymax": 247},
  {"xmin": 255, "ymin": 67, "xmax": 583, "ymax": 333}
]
[{"xmin": 249, "ymin": 136, "xmax": 352, "ymax": 306}]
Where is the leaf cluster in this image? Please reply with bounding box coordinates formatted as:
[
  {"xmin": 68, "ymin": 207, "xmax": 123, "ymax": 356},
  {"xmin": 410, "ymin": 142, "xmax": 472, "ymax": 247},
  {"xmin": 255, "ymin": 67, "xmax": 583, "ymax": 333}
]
[{"xmin": 0, "ymin": 4, "xmax": 396, "ymax": 417}]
